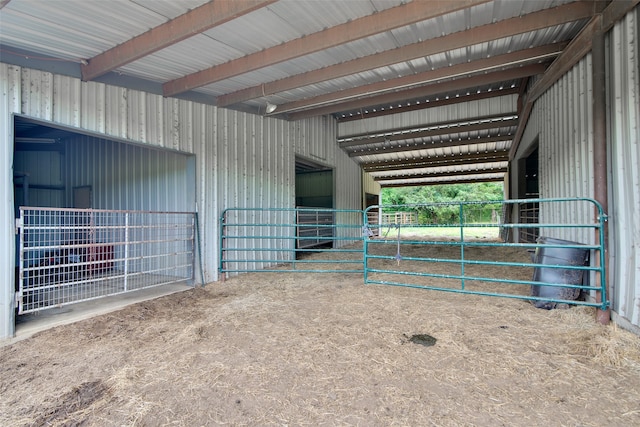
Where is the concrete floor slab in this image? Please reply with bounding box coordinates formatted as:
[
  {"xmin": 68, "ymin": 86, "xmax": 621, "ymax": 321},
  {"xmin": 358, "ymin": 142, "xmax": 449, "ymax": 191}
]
[{"xmin": 4, "ymin": 283, "xmax": 192, "ymax": 347}]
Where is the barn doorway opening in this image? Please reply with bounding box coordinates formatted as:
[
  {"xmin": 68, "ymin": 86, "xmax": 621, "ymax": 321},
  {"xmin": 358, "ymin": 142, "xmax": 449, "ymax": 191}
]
[
  {"xmin": 519, "ymin": 146, "xmax": 539, "ymax": 243},
  {"xmin": 12, "ymin": 115, "xmax": 196, "ymax": 318},
  {"xmin": 295, "ymin": 157, "xmax": 334, "ymax": 250}
]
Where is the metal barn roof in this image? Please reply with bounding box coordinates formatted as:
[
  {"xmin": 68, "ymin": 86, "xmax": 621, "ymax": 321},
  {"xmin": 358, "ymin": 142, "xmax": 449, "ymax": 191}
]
[{"xmin": 1, "ymin": 0, "xmax": 635, "ymax": 186}]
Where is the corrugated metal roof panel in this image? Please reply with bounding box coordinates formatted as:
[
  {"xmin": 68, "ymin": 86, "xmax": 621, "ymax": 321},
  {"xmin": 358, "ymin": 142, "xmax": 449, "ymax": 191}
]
[{"xmin": 1, "ymin": 0, "xmax": 179, "ymax": 58}]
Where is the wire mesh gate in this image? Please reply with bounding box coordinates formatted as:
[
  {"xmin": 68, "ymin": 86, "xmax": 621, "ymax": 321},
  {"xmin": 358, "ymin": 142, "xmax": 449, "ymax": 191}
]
[
  {"xmin": 219, "ymin": 207, "xmax": 364, "ymax": 277},
  {"xmin": 363, "ymin": 198, "xmax": 609, "ymax": 310},
  {"xmin": 16, "ymin": 207, "xmax": 195, "ymax": 314}
]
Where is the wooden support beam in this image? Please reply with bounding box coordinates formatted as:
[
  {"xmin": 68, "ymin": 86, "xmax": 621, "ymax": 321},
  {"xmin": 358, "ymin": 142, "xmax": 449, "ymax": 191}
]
[
  {"xmin": 164, "ymin": 0, "xmax": 487, "ymax": 96},
  {"xmin": 82, "ymin": 0, "xmax": 276, "ymax": 81},
  {"xmin": 277, "ymin": 43, "xmax": 567, "ymax": 113},
  {"xmin": 510, "ymin": 1, "xmax": 638, "ymax": 161},
  {"xmin": 273, "ymin": 43, "xmax": 565, "ymax": 114},
  {"xmin": 290, "ymin": 64, "xmax": 546, "ymax": 120},
  {"xmin": 218, "ymin": 1, "xmax": 597, "ymax": 107}
]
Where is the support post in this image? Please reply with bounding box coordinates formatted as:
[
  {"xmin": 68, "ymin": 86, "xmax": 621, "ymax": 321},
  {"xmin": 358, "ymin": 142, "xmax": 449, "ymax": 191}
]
[{"xmin": 591, "ymin": 24, "xmax": 610, "ymax": 325}]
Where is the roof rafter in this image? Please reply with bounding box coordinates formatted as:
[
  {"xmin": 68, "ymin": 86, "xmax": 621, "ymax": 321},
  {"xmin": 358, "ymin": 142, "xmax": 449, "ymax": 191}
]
[
  {"xmin": 363, "ymin": 150, "xmax": 510, "ymax": 172},
  {"xmin": 218, "ymin": 1, "xmax": 597, "ymax": 107},
  {"xmin": 289, "ymin": 64, "xmax": 546, "ymax": 120},
  {"xmin": 373, "ymin": 165, "xmax": 508, "ymax": 181},
  {"xmin": 339, "ymin": 113, "xmax": 515, "ymax": 140},
  {"xmin": 82, "ymin": 0, "xmax": 276, "ymax": 81},
  {"xmin": 509, "ymin": 1, "xmax": 640, "ymax": 160},
  {"xmin": 381, "ymin": 176, "xmax": 505, "ymax": 187},
  {"xmin": 275, "ymin": 43, "xmax": 565, "ymax": 115},
  {"xmin": 349, "ymin": 134, "xmax": 513, "ymax": 157},
  {"xmin": 337, "ymin": 87, "xmax": 520, "ymax": 122},
  {"xmin": 163, "ymin": 0, "xmax": 488, "ymax": 97},
  {"xmin": 340, "ymin": 115, "xmax": 517, "ymax": 148}
]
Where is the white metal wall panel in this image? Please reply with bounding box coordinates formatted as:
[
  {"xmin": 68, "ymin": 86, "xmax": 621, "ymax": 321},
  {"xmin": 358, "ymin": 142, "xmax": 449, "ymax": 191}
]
[
  {"xmin": 0, "ymin": 63, "xmax": 363, "ymax": 339},
  {"xmin": 294, "ymin": 115, "xmax": 330, "ymax": 162},
  {"xmin": 337, "ymin": 94, "xmax": 518, "ymax": 137},
  {"xmin": 539, "ymin": 56, "xmax": 594, "ymax": 245},
  {"xmin": 608, "ymin": 8, "xmax": 640, "ymax": 328},
  {"xmin": 13, "ymin": 150, "xmax": 64, "ymax": 207},
  {"xmin": 515, "ymin": 7, "xmax": 640, "ymax": 330},
  {"xmin": 0, "ymin": 64, "xmax": 21, "ymax": 339},
  {"xmin": 64, "ymin": 136, "xmax": 193, "ymax": 212},
  {"xmin": 362, "ymin": 172, "xmax": 380, "ymax": 195},
  {"xmin": 296, "ymin": 171, "xmax": 333, "ymax": 207},
  {"xmin": 518, "ymin": 55, "xmax": 594, "ymax": 245}
]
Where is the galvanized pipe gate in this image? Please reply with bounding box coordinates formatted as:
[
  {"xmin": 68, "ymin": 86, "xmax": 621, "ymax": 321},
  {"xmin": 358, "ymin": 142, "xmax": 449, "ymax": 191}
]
[
  {"xmin": 16, "ymin": 207, "xmax": 195, "ymax": 314},
  {"xmin": 221, "ymin": 198, "xmax": 608, "ymax": 310}
]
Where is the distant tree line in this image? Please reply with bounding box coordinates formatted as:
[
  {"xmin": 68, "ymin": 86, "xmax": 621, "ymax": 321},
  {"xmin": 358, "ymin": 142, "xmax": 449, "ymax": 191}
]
[{"xmin": 380, "ymin": 183, "xmax": 504, "ymax": 224}]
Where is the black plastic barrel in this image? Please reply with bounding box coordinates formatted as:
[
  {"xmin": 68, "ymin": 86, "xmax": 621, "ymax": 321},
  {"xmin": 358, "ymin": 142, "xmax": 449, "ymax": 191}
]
[{"xmin": 531, "ymin": 236, "xmax": 590, "ymax": 309}]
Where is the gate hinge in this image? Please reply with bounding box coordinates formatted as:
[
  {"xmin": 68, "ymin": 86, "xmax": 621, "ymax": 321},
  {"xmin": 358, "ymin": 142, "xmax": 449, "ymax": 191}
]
[{"xmin": 15, "ymin": 216, "xmax": 23, "ymax": 234}]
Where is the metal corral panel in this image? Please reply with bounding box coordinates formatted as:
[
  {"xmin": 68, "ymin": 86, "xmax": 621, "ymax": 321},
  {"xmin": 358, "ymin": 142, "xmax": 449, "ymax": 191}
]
[{"xmin": 608, "ymin": 8, "xmax": 640, "ymax": 329}]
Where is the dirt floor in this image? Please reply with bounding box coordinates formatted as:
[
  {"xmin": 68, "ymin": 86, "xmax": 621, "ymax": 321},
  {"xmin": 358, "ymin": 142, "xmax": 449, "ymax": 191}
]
[{"xmin": 1, "ymin": 241, "xmax": 640, "ymax": 426}]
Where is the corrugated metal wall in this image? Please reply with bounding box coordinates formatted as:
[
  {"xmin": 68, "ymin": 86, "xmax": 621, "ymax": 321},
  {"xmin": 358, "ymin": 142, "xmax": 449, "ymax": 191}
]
[
  {"xmin": 337, "ymin": 94, "xmax": 518, "ymax": 137},
  {"xmin": 518, "ymin": 55, "xmax": 595, "ymax": 245},
  {"xmin": 64, "ymin": 136, "xmax": 194, "ymax": 212},
  {"xmin": 0, "ymin": 65, "xmax": 20, "ymax": 339},
  {"xmin": 296, "ymin": 171, "xmax": 333, "ymax": 207},
  {"xmin": 0, "ymin": 63, "xmax": 364, "ymax": 339},
  {"xmin": 514, "ymin": 7, "xmax": 639, "ymax": 330},
  {"xmin": 362, "ymin": 172, "xmax": 381, "ymax": 203},
  {"xmin": 13, "ymin": 150, "xmax": 65, "ymax": 207},
  {"xmin": 608, "ymin": 8, "xmax": 640, "ymax": 329}
]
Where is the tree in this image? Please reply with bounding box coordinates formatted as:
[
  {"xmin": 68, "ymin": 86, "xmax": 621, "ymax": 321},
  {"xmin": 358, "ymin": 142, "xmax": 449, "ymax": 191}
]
[{"xmin": 381, "ymin": 183, "xmax": 504, "ymax": 224}]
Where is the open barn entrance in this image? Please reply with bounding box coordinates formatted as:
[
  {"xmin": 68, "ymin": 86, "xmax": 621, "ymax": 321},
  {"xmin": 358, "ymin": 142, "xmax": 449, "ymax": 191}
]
[
  {"xmin": 12, "ymin": 116, "xmax": 196, "ymax": 316},
  {"xmin": 295, "ymin": 157, "xmax": 334, "ymax": 250}
]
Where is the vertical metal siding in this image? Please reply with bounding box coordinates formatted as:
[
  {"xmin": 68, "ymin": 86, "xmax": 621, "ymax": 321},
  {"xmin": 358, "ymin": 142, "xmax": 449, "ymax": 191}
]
[
  {"xmin": 515, "ymin": 7, "xmax": 640, "ymax": 330},
  {"xmin": 0, "ymin": 64, "xmax": 21, "ymax": 339},
  {"xmin": 363, "ymin": 171, "xmax": 381, "ymax": 199},
  {"xmin": 337, "ymin": 94, "xmax": 518, "ymax": 137},
  {"xmin": 1, "ymin": 63, "xmax": 361, "ymax": 338},
  {"xmin": 608, "ymin": 8, "xmax": 640, "ymax": 328},
  {"xmin": 535, "ymin": 55, "xmax": 595, "ymax": 245},
  {"xmin": 64, "ymin": 136, "xmax": 193, "ymax": 212}
]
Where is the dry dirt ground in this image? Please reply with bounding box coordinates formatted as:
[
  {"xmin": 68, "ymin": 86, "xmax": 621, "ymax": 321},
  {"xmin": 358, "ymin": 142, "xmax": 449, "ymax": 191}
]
[{"xmin": 1, "ymin": 242, "xmax": 639, "ymax": 427}]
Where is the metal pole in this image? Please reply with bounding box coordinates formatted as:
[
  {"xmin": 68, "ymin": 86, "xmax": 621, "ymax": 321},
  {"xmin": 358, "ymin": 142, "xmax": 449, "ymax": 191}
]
[
  {"xmin": 219, "ymin": 210, "xmax": 226, "ymax": 282},
  {"xmin": 592, "ymin": 24, "xmax": 610, "ymax": 325},
  {"xmin": 124, "ymin": 212, "xmax": 129, "ymax": 291}
]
